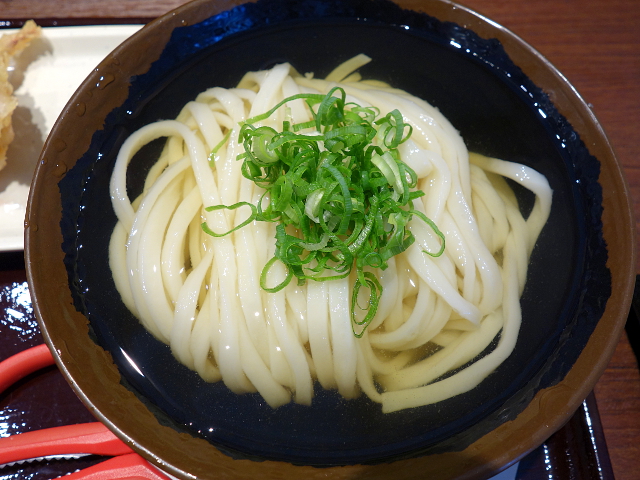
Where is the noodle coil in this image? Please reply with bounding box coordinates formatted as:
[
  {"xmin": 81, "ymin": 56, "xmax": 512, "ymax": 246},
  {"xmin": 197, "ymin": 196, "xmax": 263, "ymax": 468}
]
[{"xmin": 109, "ymin": 56, "xmax": 552, "ymax": 412}]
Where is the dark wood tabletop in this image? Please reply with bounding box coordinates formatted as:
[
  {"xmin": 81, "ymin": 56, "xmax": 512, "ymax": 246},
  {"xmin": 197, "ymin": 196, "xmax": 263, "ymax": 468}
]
[{"xmin": 1, "ymin": 1, "xmax": 639, "ymax": 479}]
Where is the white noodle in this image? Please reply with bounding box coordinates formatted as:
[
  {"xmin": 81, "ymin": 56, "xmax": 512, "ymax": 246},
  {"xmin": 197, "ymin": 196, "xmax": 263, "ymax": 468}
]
[{"xmin": 109, "ymin": 57, "xmax": 552, "ymax": 412}]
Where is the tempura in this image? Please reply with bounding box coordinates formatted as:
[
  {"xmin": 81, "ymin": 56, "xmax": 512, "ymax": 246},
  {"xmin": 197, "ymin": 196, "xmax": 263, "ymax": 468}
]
[{"xmin": 0, "ymin": 20, "xmax": 41, "ymax": 171}]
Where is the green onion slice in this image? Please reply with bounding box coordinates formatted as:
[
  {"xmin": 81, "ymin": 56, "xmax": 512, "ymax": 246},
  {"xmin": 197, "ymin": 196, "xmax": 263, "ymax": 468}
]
[{"xmin": 203, "ymin": 87, "xmax": 445, "ymax": 336}]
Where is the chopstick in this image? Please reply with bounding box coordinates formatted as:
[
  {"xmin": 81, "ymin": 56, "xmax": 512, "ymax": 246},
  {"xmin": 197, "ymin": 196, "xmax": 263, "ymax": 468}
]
[{"xmin": 0, "ymin": 344, "xmax": 173, "ymax": 480}]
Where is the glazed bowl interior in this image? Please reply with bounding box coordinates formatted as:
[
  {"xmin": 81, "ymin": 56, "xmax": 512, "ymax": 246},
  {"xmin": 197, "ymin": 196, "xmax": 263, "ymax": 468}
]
[{"xmin": 25, "ymin": 0, "xmax": 633, "ymax": 478}]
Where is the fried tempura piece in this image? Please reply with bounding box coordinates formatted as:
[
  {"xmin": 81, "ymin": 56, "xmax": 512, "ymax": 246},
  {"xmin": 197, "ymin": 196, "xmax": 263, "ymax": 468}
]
[{"xmin": 0, "ymin": 20, "xmax": 41, "ymax": 171}]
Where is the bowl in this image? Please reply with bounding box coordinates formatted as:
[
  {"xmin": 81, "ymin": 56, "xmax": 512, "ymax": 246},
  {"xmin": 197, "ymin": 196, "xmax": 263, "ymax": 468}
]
[{"xmin": 25, "ymin": 0, "xmax": 635, "ymax": 479}]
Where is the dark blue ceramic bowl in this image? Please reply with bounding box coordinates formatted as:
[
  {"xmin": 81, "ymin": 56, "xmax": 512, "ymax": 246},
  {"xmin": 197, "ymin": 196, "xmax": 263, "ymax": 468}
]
[{"xmin": 26, "ymin": 1, "xmax": 632, "ymax": 479}]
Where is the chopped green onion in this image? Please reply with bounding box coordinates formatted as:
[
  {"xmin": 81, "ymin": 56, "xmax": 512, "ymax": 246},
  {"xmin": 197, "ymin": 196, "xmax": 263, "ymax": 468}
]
[
  {"xmin": 201, "ymin": 202, "xmax": 257, "ymax": 237},
  {"xmin": 207, "ymin": 130, "xmax": 232, "ymax": 167},
  {"xmin": 203, "ymin": 87, "xmax": 445, "ymax": 336}
]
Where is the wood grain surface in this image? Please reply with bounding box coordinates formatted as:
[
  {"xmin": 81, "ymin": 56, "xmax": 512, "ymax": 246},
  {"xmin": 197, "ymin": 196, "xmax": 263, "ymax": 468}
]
[{"xmin": 2, "ymin": 1, "xmax": 639, "ymax": 479}]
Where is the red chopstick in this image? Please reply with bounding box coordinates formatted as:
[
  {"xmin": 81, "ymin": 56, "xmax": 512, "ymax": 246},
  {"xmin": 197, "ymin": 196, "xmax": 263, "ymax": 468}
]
[
  {"xmin": 0, "ymin": 422, "xmax": 133, "ymax": 466},
  {"xmin": 0, "ymin": 343, "xmax": 54, "ymax": 394},
  {"xmin": 0, "ymin": 344, "xmax": 173, "ymax": 479}
]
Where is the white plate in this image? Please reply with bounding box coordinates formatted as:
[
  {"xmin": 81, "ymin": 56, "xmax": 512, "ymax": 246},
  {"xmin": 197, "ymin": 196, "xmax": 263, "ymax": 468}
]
[{"xmin": 0, "ymin": 24, "xmax": 142, "ymax": 251}]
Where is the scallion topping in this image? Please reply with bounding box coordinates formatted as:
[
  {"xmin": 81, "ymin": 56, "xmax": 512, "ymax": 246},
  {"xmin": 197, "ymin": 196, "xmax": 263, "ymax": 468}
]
[{"xmin": 202, "ymin": 87, "xmax": 445, "ymax": 336}]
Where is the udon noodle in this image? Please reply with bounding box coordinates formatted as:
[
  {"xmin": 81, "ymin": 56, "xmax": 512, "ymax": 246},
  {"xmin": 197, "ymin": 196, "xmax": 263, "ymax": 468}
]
[{"xmin": 109, "ymin": 55, "xmax": 552, "ymax": 413}]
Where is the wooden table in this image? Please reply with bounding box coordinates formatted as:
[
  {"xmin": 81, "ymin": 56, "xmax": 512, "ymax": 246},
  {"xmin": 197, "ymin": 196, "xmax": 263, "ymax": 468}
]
[{"xmin": 2, "ymin": 1, "xmax": 639, "ymax": 479}]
